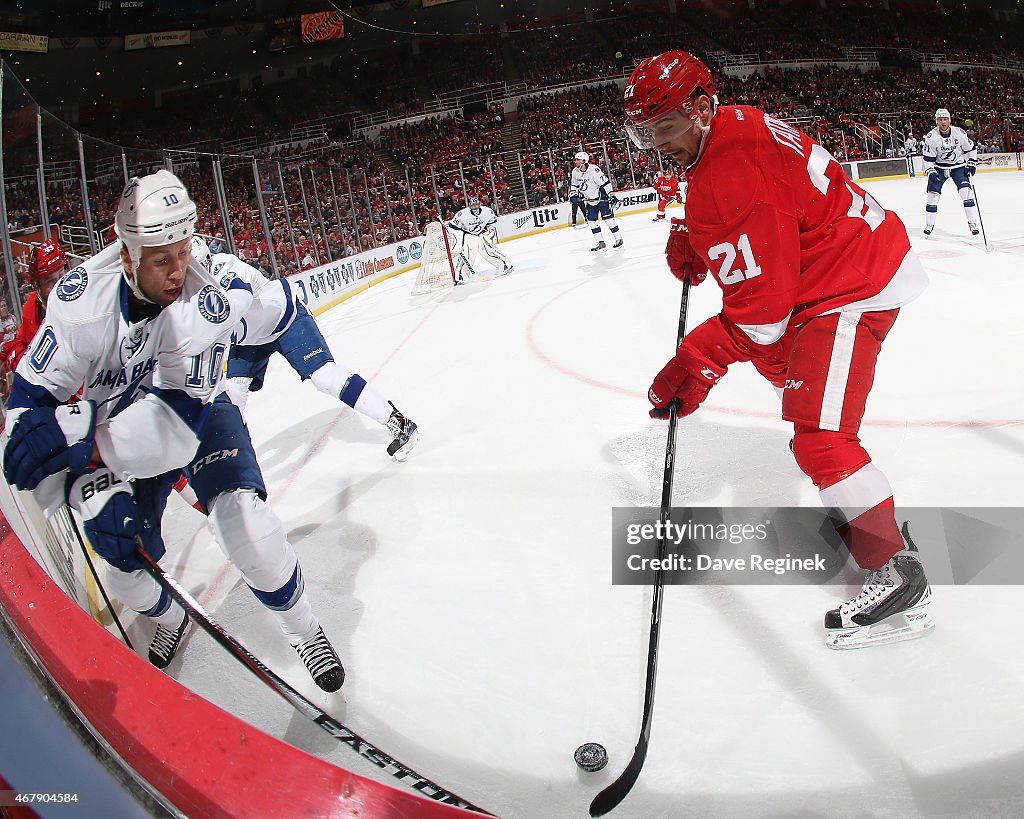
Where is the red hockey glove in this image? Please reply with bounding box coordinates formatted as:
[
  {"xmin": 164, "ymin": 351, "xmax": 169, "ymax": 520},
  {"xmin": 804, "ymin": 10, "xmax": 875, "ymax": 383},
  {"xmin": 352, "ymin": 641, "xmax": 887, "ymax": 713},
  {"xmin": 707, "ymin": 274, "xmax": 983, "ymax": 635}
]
[
  {"xmin": 648, "ymin": 344, "xmax": 727, "ymax": 419},
  {"xmin": 665, "ymin": 218, "xmax": 708, "ymax": 286}
]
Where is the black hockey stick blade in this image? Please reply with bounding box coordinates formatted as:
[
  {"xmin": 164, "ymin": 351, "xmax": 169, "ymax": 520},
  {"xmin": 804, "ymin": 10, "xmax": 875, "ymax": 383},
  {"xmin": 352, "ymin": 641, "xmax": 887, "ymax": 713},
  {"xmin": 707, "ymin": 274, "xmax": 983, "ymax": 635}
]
[
  {"xmin": 590, "ymin": 281, "xmax": 692, "ymax": 817},
  {"xmin": 135, "ymin": 540, "xmax": 492, "ymax": 815},
  {"xmin": 589, "ymin": 739, "xmax": 649, "ymax": 817}
]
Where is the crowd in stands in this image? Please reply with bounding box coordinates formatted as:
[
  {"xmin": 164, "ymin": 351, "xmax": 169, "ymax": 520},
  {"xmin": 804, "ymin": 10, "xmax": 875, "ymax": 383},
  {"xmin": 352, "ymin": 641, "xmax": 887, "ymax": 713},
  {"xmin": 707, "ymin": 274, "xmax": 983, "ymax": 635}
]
[{"xmin": 3, "ymin": 3, "xmax": 1024, "ymax": 297}]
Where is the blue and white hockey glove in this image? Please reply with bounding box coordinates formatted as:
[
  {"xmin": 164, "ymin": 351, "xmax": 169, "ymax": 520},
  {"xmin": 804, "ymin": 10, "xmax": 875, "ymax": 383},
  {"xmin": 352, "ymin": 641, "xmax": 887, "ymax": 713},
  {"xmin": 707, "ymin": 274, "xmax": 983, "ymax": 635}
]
[
  {"xmin": 3, "ymin": 401, "xmax": 97, "ymax": 491},
  {"xmin": 67, "ymin": 469, "xmax": 164, "ymax": 573},
  {"xmin": 966, "ymin": 161, "xmax": 977, "ymax": 177}
]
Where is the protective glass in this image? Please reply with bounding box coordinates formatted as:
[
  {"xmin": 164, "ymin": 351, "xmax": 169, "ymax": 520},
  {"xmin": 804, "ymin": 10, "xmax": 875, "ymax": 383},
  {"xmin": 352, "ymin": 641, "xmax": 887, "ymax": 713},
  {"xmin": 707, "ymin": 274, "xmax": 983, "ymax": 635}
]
[{"xmin": 625, "ymin": 109, "xmax": 696, "ymax": 150}]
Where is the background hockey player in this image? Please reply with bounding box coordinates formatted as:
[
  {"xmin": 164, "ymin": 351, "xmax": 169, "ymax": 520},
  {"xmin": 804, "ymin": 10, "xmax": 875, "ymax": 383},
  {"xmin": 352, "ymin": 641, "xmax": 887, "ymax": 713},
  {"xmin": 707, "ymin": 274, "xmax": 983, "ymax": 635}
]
[
  {"xmin": 568, "ymin": 162, "xmax": 587, "ymax": 227},
  {"xmin": 625, "ymin": 51, "xmax": 933, "ymax": 649},
  {"xmin": 569, "ymin": 151, "xmax": 623, "ymax": 251},
  {"xmin": 921, "ymin": 108, "xmax": 979, "ymax": 236},
  {"xmin": 2, "ymin": 171, "xmax": 344, "ymax": 691},
  {"xmin": 2, "ymin": 239, "xmax": 69, "ymax": 397},
  {"xmin": 651, "ymin": 166, "xmax": 684, "ymax": 221},
  {"xmin": 447, "ymin": 196, "xmax": 513, "ymax": 283},
  {"xmin": 192, "ymin": 236, "xmax": 418, "ymax": 461}
]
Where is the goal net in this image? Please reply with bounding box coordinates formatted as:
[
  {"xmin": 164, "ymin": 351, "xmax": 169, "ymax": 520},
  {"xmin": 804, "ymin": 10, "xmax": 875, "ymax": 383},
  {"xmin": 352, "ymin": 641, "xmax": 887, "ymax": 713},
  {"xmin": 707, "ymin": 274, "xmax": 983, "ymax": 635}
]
[{"xmin": 411, "ymin": 222, "xmax": 458, "ymax": 295}]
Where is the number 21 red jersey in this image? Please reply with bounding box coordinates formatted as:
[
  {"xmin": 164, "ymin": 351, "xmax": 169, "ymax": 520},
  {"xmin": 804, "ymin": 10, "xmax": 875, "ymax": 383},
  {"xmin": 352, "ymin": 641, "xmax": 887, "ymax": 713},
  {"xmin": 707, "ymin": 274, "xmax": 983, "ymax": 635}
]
[{"xmin": 684, "ymin": 106, "xmax": 926, "ymax": 347}]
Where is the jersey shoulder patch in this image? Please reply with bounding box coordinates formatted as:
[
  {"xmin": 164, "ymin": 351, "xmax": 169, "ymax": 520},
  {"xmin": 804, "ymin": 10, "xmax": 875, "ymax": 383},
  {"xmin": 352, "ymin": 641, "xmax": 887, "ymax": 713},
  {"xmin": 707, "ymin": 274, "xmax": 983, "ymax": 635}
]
[
  {"xmin": 197, "ymin": 284, "xmax": 231, "ymax": 324},
  {"xmin": 55, "ymin": 266, "xmax": 89, "ymax": 302}
]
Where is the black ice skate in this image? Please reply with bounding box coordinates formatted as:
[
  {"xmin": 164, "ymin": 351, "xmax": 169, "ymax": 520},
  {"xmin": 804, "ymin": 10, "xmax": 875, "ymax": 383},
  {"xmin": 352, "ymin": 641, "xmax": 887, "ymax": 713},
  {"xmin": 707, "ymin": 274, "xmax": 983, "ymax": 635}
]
[
  {"xmin": 591, "ymin": 241, "xmax": 607, "ymax": 252},
  {"xmin": 385, "ymin": 401, "xmax": 418, "ymax": 461},
  {"xmin": 824, "ymin": 522, "xmax": 933, "ymax": 649},
  {"xmin": 148, "ymin": 612, "xmax": 190, "ymax": 669},
  {"xmin": 969, "ymin": 222, "xmax": 980, "ymax": 236},
  {"xmin": 294, "ymin": 626, "xmax": 345, "ymax": 692},
  {"xmin": 923, "ymin": 225, "xmax": 933, "ymax": 236},
  {"xmin": 613, "ymin": 237, "xmax": 624, "ymax": 248}
]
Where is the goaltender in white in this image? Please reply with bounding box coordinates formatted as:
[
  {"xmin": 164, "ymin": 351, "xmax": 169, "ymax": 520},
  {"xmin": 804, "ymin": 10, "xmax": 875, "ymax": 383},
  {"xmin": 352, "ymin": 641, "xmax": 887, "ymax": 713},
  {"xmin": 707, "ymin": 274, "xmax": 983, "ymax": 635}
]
[{"xmin": 447, "ymin": 196, "xmax": 513, "ymax": 283}]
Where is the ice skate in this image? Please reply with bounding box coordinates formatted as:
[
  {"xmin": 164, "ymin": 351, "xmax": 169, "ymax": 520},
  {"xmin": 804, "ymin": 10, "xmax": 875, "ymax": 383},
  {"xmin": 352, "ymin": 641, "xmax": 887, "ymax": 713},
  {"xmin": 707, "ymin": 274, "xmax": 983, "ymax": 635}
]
[
  {"xmin": 923, "ymin": 225, "xmax": 933, "ymax": 236},
  {"xmin": 968, "ymin": 222, "xmax": 980, "ymax": 236},
  {"xmin": 148, "ymin": 612, "xmax": 190, "ymax": 669},
  {"xmin": 591, "ymin": 241, "xmax": 606, "ymax": 252},
  {"xmin": 385, "ymin": 402, "xmax": 418, "ymax": 461},
  {"xmin": 652, "ymin": 215, "xmax": 665, "ymax": 222},
  {"xmin": 293, "ymin": 626, "xmax": 345, "ymax": 692},
  {"xmin": 613, "ymin": 237, "xmax": 624, "ymax": 248},
  {"xmin": 824, "ymin": 522, "xmax": 933, "ymax": 649}
]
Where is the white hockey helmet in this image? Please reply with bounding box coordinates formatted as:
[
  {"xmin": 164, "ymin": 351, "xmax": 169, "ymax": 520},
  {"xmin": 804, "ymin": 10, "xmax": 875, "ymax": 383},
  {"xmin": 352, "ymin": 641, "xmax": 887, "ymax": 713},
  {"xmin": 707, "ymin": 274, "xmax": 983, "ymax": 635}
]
[
  {"xmin": 935, "ymin": 108, "xmax": 951, "ymax": 121},
  {"xmin": 191, "ymin": 234, "xmax": 211, "ymax": 272},
  {"xmin": 115, "ymin": 170, "xmax": 197, "ymax": 270},
  {"xmin": 574, "ymin": 151, "xmax": 590, "ymax": 163}
]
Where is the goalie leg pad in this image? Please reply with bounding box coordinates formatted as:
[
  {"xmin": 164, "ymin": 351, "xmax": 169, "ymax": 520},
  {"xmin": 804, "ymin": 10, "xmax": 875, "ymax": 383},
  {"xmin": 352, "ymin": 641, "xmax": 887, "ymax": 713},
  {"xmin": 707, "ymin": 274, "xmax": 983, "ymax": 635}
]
[{"xmin": 481, "ymin": 234, "xmax": 512, "ymax": 273}]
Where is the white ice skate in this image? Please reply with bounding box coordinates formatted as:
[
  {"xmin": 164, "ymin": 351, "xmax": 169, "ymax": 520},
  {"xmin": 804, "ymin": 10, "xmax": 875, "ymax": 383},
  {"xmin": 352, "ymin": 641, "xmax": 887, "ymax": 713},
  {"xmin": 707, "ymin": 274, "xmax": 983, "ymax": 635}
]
[{"xmin": 824, "ymin": 522, "xmax": 934, "ymax": 649}]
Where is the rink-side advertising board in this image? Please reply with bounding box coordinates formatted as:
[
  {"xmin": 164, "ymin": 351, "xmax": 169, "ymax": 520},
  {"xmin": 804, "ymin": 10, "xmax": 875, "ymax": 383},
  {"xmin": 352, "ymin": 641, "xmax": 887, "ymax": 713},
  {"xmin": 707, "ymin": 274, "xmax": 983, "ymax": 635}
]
[
  {"xmin": 859, "ymin": 152, "xmax": 1022, "ymax": 181},
  {"xmin": 290, "ymin": 242, "xmax": 419, "ymax": 315},
  {"xmin": 288, "ymin": 185, "xmax": 671, "ymax": 309},
  {"xmin": 496, "ymin": 187, "xmax": 663, "ymax": 239}
]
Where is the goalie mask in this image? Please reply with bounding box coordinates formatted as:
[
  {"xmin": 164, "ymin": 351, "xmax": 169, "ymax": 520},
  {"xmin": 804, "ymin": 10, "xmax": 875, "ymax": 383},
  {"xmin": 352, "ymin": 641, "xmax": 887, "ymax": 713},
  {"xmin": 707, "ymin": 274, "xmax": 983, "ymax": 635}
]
[
  {"xmin": 624, "ymin": 51, "xmax": 718, "ymax": 166},
  {"xmin": 468, "ymin": 195, "xmax": 482, "ymax": 215},
  {"xmin": 115, "ymin": 169, "xmax": 197, "ymax": 302}
]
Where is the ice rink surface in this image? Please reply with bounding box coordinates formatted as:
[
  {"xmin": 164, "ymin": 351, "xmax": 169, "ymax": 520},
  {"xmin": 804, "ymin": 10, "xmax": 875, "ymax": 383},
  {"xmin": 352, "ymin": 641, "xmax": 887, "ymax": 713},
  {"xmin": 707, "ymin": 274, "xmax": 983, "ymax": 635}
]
[{"xmin": 136, "ymin": 171, "xmax": 1024, "ymax": 818}]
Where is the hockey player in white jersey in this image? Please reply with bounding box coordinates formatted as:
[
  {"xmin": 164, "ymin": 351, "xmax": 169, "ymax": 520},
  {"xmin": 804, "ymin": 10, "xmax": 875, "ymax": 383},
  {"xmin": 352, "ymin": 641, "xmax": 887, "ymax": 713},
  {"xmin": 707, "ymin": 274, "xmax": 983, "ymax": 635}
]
[
  {"xmin": 569, "ymin": 152, "xmax": 623, "ymax": 251},
  {"xmin": 921, "ymin": 108, "xmax": 980, "ymax": 237},
  {"xmin": 2, "ymin": 171, "xmax": 344, "ymax": 691},
  {"xmin": 192, "ymin": 237, "xmax": 417, "ymax": 461},
  {"xmin": 447, "ymin": 196, "xmax": 513, "ymax": 283}
]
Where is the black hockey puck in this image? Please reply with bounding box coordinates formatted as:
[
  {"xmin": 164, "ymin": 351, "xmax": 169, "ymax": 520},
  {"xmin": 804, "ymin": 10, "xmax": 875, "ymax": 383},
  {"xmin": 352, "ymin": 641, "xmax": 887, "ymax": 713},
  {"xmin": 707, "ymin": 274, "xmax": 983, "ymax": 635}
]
[{"xmin": 574, "ymin": 742, "xmax": 608, "ymax": 772}]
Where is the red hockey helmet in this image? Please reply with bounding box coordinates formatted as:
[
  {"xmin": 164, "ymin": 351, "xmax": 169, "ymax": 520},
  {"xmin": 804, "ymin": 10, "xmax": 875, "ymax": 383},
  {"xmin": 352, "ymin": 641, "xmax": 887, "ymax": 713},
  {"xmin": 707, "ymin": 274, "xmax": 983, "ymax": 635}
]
[
  {"xmin": 26, "ymin": 239, "xmax": 68, "ymax": 284},
  {"xmin": 624, "ymin": 51, "xmax": 716, "ymax": 150}
]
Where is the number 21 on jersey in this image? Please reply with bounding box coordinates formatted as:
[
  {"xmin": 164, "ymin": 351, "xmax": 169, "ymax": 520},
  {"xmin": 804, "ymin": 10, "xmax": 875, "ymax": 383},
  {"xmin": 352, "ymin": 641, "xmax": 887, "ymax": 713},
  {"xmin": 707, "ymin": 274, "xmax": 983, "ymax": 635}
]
[{"xmin": 708, "ymin": 233, "xmax": 763, "ymax": 286}]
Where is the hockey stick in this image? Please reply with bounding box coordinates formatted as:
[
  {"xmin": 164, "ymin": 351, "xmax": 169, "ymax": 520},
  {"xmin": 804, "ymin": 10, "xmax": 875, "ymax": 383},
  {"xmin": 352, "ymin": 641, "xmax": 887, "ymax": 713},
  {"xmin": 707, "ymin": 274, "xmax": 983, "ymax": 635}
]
[
  {"xmin": 66, "ymin": 506, "xmax": 134, "ymax": 650},
  {"xmin": 590, "ymin": 279, "xmax": 693, "ymax": 818},
  {"xmin": 968, "ymin": 178, "xmax": 989, "ymax": 251},
  {"xmin": 135, "ymin": 541, "xmax": 492, "ymax": 815}
]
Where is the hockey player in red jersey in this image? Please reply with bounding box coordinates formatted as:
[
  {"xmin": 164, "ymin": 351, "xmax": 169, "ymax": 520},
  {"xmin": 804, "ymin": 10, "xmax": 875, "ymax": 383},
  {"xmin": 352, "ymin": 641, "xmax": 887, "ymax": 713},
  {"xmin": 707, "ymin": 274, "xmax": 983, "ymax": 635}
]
[
  {"xmin": 2, "ymin": 239, "xmax": 68, "ymax": 375},
  {"xmin": 625, "ymin": 51, "xmax": 933, "ymax": 649},
  {"xmin": 651, "ymin": 166, "xmax": 683, "ymax": 221}
]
